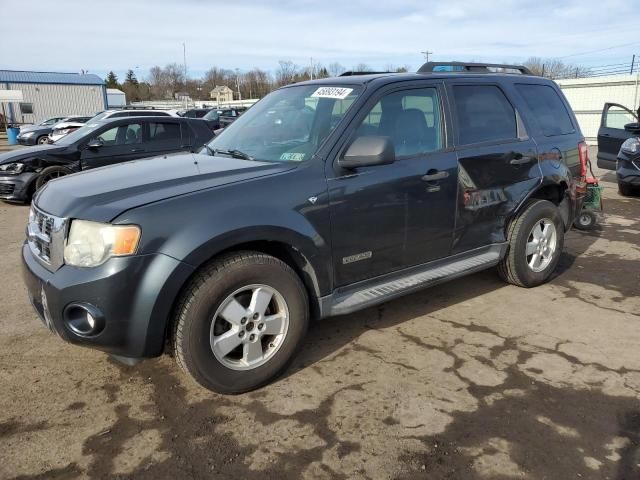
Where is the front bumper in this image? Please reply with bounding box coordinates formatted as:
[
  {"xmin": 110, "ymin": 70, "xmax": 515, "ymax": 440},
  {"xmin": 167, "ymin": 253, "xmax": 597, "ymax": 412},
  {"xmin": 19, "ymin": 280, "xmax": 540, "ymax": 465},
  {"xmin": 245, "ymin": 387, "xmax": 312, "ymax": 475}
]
[
  {"xmin": 17, "ymin": 136, "xmax": 37, "ymax": 145},
  {"xmin": 0, "ymin": 172, "xmax": 38, "ymax": 202},
  {"xmin": 617, "ymin": 159, "xmax": 640, "ymax": 186},
  {"xmin": 21, "ymin": 243, "xmax": 195, "ymax": 358}
]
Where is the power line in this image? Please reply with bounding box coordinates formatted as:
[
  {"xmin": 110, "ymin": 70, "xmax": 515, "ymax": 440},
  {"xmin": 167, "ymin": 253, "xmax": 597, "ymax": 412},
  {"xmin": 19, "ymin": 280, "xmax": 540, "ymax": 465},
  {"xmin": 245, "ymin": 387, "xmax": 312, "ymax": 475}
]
[{"xmin": 558, "ymin": 41, "xmax": 640, "ymax": 59}]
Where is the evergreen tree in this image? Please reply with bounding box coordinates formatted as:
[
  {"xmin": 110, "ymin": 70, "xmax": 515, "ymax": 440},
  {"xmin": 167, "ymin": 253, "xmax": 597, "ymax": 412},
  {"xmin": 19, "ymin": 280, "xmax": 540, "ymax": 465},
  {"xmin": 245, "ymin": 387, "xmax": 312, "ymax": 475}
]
[
  {"xmin": 125, "ymin": 69, "xmax": 139, "ymax": 85},
  {"xmin": 105, "ymin": 71, "xmax": 119, "ymax": 89}
]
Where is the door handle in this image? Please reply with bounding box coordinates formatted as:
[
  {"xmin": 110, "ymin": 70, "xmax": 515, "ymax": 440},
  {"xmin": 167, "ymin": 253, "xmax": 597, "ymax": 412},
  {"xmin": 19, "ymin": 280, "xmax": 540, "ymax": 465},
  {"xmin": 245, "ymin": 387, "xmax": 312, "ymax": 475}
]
[
  {"xmin": 600, "ymin": 133, "xmax": 610, "ymax": 137},
  {"xmin": 130, "ymin": 148, "xmax": 145, "ymax": 153},
  {"xmin": 422, "ymin": 170, "xmax": 449, "ymax": 181},
  {"xmin": 510, "ymin": 156, "xmax": 533, "ymax": 165}
]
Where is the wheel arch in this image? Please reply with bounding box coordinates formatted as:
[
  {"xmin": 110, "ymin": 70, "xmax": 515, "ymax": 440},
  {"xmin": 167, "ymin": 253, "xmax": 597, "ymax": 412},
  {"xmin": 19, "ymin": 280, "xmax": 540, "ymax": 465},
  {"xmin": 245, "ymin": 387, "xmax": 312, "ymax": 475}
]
[{"xmin": 509, "ymin": 180, "xmax": 571, "ymax": 230}]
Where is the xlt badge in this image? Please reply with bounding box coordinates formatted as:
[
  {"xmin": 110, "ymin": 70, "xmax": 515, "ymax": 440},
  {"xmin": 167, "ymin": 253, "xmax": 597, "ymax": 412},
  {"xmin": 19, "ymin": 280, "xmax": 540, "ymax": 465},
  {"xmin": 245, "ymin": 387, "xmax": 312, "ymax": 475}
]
[{"xmin": 342, "ymin": 251, "xmax": 373, "ymax": 264}]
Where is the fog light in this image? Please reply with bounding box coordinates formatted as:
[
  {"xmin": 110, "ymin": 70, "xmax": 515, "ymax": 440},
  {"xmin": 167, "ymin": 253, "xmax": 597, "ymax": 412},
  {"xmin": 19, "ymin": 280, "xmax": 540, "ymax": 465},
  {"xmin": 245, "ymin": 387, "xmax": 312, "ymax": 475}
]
[{"xmin": 64, "ymin": 303, "xmax": 104, "ymax": 336}]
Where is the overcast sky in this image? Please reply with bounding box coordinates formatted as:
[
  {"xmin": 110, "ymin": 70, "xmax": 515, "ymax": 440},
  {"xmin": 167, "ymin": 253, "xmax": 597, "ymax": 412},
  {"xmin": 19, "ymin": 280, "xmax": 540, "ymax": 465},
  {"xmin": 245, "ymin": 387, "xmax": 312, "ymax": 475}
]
[{"xmin": 3, "ymin": 0, "xmax": 639, "ymax": 81}]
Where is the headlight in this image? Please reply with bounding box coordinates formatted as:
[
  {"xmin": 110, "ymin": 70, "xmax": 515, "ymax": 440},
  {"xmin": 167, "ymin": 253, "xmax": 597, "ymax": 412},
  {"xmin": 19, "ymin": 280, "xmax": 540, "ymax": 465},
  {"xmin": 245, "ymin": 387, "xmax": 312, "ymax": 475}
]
[
  {"xmin": 0, "ymin": 162, "xmax": 26, "ymax": 174},
  {"xmin": 20, "ymin": 131, "xmax": 35, "ymax": 138},
  {"xmin": 621, "ymin": 137, "xmax": 640, "ymax": 155},
  {"xmin": 64, "ymin": 220, "xmax": 141, "ymax": 267}
]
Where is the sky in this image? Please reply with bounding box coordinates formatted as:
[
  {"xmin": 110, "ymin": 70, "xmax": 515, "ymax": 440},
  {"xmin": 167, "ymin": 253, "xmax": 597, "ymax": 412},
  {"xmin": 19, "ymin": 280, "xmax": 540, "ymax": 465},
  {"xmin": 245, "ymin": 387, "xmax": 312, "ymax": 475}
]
[{"xmin": 2, "ymin": 0, "xmax": 639, "ymax": 82}]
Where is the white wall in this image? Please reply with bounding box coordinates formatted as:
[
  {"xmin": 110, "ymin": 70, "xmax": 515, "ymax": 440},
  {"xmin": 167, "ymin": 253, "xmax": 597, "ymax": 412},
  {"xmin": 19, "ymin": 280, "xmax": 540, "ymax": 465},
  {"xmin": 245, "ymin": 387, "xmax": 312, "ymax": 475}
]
[
  {"xmin": 0, "ymin": 83, "xmax": 106, "ymax": 124},
  {"xmin": 556, "ymin": 75, "xmax": 640, "ymax": 144}
]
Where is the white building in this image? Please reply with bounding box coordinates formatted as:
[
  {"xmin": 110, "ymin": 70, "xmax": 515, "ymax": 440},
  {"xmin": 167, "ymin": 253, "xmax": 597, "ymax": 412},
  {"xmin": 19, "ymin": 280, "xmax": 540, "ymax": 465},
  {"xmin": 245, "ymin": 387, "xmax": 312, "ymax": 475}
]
[
  {"xmin": 556, "ymin": 74, "xmax": 640, "ymax": 144},
  {"xmin": 0, "ymin": 70, "xmax": 107, "ymax": 125},
  {"xmin": 107, "ymin": 88, "xmax": 126, "ymax": 107}
]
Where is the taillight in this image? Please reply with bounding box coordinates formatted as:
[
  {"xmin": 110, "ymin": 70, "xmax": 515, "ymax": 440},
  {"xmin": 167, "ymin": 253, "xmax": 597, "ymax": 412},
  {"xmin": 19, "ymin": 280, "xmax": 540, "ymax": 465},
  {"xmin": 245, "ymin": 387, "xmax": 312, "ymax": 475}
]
[{"xmin": 578, "ymin": 141, "xmax": 589, "ymax": 179}]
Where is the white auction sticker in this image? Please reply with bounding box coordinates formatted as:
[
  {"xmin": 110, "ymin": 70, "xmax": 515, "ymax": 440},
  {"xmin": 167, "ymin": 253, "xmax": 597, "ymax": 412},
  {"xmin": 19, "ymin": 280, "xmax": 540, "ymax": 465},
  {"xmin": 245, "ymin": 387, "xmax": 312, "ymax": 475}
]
[{"xmin": 311, "ymin": 87, "xmax": 354, "ymax": 100}]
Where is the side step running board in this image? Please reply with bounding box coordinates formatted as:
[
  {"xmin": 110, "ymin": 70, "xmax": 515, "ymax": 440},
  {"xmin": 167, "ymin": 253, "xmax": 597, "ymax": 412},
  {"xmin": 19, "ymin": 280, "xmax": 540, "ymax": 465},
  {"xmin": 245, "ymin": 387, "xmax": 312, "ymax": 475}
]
[{"xmin": 320, "ymin": 244, "xmax": 506, "ymax": 318}]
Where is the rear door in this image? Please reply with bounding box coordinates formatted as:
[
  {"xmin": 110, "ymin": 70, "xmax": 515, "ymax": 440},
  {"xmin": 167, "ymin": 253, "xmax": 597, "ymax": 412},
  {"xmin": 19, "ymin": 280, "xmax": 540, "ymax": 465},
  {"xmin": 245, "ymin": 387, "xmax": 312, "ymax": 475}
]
[
  {"xmin": 597, "ymin": 103, "xmax": 638, "ymax": 170},
  {"xmin": 447, "ymin": 82, "xmax": 540, "ymax": 254},
  {"xmin": 80, "ymin": 121, "xmax": 147, "ymax": 169}
]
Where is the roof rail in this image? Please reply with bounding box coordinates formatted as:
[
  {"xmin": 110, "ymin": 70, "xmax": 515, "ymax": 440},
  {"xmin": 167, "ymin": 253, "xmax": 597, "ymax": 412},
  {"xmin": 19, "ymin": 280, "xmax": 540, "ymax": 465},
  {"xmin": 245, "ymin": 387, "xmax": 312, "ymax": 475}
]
[
  {"xmin": 418, "ymin": 62, "xmax": 533, "ymax": 75},
  {"xmin": 339, "ymin": 71, "xmax": 392, "ymax": 76}
]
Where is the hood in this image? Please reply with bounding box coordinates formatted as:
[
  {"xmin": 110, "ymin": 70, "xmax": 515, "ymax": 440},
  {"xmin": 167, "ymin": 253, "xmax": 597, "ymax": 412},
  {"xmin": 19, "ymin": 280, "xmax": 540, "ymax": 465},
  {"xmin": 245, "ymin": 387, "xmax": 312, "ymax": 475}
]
[
  {"xmin": 35, "ymin": 152, "xmax": 296, "ymax": 222},
  {"xmin": 0, "ymin": 144, "xmax": 66, "ymax": 165},
  {"xmin": 18, "ymin": 126, "xmax": 51, "ymax": 136}
]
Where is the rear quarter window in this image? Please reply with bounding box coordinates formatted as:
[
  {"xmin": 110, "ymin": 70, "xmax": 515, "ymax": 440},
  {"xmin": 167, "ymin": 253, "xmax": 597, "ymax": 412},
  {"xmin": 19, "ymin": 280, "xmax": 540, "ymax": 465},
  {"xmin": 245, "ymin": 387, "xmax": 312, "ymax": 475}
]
[{"xmin": 515, "ymin": 84, "xmax": 575, "ymax": 136}]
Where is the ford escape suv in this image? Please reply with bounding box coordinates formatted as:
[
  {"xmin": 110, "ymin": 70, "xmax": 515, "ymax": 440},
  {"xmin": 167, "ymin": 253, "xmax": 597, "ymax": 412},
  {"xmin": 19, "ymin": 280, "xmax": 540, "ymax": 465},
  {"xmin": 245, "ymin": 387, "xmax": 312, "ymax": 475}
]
[{"xmin": 22, "ymin": 62, "xmax": 588, "ymax": 393}]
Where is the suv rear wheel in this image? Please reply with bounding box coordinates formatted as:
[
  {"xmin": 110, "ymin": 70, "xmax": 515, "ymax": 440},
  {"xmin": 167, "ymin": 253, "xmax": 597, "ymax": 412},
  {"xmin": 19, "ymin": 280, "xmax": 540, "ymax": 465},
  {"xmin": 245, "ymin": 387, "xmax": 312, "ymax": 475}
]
[
  {"xmin": 172, "ymin": 252, "xmax": 309, "ymax": 393},
  {"xmin": 498, "ymin": 199, "xmax": 565, "ymax": 288}
]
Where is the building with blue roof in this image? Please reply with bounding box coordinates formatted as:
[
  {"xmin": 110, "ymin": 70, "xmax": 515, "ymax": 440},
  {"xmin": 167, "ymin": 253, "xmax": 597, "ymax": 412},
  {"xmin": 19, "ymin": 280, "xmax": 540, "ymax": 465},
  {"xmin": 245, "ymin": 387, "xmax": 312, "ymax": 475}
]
[{"xmin": 0, "ymin": 70, "xmax": 107, "ymax": 125}]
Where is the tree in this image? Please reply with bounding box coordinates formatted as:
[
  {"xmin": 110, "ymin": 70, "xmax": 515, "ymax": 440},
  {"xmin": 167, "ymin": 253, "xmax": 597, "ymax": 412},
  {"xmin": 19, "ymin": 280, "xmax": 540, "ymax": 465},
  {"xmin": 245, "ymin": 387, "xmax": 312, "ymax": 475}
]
[
  {"xmin": 352, "ymin": 63, "xmax": 373, "ymax": 73},
  {"xmin": 328, "ymin": 62, "xmax": 345, "ymax": 77},
  {"xmin": 105, "ymin": 71, "xmax": 119, "ymax": 89},
  {"xmin": 523, "ymin": 57, "xmax": 589, "ymax": 79},
  {"xmin": 276, "ymin": 60, "xmax": 297, "ymax": 86},
  {"xmin": 125, "ymin": 69, "xmax": 139, "ymax": 85}
]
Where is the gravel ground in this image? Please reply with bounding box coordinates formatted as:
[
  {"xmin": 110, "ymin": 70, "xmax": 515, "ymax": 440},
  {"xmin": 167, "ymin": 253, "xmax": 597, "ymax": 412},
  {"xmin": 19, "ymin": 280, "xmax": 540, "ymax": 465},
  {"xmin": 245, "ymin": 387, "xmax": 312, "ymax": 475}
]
[{"xmin": 1, "ymin": 161, "xmax": 639, "ymax": 480}]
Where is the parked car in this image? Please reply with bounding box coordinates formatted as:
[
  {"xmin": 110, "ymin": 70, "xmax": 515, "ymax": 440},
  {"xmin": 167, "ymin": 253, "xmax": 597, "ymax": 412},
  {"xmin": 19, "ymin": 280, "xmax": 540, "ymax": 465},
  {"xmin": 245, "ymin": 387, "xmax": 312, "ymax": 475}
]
[
  {"xmin": 179, "ymin": 108, "xmax": 213, "ymax": 118},
  {"xmin": 47, "ymin": 116, "xmax": 92, "ymax": 143},
  {"xmin": 89, "ymin": 109, "xmax": 179, "ymax": 122},
  {"xmin": 19, "ymin": 117, "xmax": 67, "ymax": 133},
  {"xmin": 614, "ymin": 124, "xmax": 640, "ymax": 196},
  {"xmin": 22, "ymin": 62, "xmax": 587, "ymax": 393},
  {"xmin": 202, "ymin": 108, "xmax": 246, "ymax": 130},
  {"xmin": 596, "ymin": 102, "xmax": 640, "ymax": 194},
  {"xmin": 17, "ymin": 116, "xmax": 87, "ymax": 145},
  {"xmin": 0, "ymin": 116, "xmax": 213, "ymax": 202}
]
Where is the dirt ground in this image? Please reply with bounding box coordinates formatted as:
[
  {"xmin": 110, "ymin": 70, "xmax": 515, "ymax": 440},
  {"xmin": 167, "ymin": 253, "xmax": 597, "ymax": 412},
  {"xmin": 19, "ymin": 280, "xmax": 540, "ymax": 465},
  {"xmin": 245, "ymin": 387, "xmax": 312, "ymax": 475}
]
[{"xmin": 1, "ymin": 162, "xmax": 639, "ymax": 480}]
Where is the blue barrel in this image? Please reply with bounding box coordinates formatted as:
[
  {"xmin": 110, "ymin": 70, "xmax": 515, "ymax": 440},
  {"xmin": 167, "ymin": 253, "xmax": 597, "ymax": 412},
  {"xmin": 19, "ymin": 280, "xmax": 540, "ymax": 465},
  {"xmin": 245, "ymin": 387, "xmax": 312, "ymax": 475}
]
[{"xmin": 7, "ymin": 127, "xmax": 19, "ymax": 145}]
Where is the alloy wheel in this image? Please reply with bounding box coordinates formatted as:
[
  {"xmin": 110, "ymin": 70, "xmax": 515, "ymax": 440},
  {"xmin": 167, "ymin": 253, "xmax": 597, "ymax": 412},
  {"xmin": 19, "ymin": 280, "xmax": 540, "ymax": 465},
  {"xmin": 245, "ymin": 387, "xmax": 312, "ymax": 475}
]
[
  {"xmin": 209, "ymin": 284, "xmax": 289, "ymax": 371},
  {"xmin": 526, "ymin": 219, "xmax": 557, "ymax": 272}
]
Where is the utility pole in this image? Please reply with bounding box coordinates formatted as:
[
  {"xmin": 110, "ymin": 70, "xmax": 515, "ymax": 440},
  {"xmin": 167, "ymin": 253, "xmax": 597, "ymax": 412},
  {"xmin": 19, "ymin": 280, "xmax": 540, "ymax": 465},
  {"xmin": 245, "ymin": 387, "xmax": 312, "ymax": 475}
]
[
  {"xmin": 235, "ymin": 68, "xmax": 242, "ymax": 102},
  {"xmin": 182, "ymin": 42, "xmax": 188, "ymax": 108},
  {"xmin": 631, "ymin": 54, "xmax": 636, "ymax": 75},
  {"xmin": 310, "ymin": 57, "xmax": 314, "ymax": 80},
  {"xmin": 421, "ymin": 50, "xmax": 433, "ymax": 62}
]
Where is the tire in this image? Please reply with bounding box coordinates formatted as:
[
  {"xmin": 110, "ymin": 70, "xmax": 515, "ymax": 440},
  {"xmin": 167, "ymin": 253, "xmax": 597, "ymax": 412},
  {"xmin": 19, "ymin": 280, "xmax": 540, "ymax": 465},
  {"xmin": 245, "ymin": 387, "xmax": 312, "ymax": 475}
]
[
  {"xmin": 573, "ymin": 211, "xmax": 597, "ymax": 231},
  {"xmin": 618, "ymin": 182, "xmax": 633, "ymax": 196},
  {"xmin": 36, "ymin": 135, "xmax": 49, "ymax": 145},
  {"xmin": 35, "ymin": 166, "xmax": 71, "ymax": 190},
  {"xmin": 172, "ymin": 251, "xmax": 309, "ymax": 394},
  {"xmin": 498, "ymin": 199, "xmax": 565, "ymax": 288}
]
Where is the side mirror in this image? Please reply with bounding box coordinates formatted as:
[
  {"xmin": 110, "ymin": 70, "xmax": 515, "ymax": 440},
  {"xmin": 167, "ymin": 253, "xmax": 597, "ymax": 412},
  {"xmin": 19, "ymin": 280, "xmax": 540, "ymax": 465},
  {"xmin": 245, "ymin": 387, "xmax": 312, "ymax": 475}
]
[
  {"xmin": 87, "ymin": 138, "xmax": 103, "ymax": 149},
  {"xmin": 339, "ymin": 136, "xmax": 395, "ymax": 169},
  {"xmin": 624, "ymin": 122, "xmax": 640, "ymax": 133}
]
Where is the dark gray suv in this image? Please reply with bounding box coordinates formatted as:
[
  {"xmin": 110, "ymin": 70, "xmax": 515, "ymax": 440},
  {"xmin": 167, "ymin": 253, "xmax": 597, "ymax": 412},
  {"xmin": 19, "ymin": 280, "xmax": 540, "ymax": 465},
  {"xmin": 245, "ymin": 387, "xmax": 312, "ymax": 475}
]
[{"xmin": 22, "ymin": 62, "xmax": 588, "ymax": 393}]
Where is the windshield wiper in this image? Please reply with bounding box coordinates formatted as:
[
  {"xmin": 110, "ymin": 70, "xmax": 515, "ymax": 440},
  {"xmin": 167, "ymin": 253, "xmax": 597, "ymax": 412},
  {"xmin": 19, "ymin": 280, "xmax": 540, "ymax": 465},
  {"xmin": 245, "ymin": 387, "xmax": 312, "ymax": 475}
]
[{"xmin": 211, "ymin": 148, "xmax": 254, "ymax": 161}]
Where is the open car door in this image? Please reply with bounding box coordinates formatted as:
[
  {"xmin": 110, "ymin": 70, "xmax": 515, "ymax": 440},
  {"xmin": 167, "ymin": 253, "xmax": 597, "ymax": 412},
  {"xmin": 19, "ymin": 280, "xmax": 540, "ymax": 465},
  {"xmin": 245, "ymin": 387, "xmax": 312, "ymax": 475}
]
[{"xmin": 597, "ymin": 103, "xmax": 638, "ymax": 170}]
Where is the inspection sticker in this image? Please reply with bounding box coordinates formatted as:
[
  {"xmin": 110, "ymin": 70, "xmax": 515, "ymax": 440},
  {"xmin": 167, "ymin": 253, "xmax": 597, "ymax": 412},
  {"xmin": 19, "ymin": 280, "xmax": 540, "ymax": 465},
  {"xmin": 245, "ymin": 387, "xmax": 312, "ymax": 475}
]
[
  {"xmin": 280, "ymin": 152, "xmax": 306, "ymax": 161},
  {"xmin": 311, "ymin": 87, "xmax": 353, "ymax": 99}
]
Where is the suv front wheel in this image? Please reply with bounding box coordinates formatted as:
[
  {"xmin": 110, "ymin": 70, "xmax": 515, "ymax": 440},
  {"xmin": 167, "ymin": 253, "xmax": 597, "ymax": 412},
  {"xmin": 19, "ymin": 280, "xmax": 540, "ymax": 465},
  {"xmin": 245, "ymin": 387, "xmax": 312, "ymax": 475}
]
[
  {"xmin": 172, "ymin": 251, "xmax": 309, "ymax": 393},
  {"xmin": 498, "ymin": 199, "xmax": 565, "ymax": 288}
]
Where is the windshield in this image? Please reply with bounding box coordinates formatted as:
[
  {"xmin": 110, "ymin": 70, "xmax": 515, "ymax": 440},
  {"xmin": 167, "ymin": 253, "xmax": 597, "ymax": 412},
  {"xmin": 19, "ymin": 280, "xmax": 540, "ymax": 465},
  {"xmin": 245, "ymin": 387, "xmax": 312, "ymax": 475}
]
[
  {"xmin": 54, "ymin": 122, "xmax": 104, "ymax": 145},
  {"xmin": 203, "ymin": 84, "xmax": 362, "ymax": 162}
]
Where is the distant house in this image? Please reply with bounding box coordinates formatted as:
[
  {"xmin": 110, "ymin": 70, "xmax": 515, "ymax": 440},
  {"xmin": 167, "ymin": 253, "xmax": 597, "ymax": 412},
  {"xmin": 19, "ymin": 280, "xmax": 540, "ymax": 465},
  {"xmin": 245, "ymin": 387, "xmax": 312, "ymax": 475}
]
[
  {"xmin": 174, "ymin": 91, "xmax": 191, "ymax": 101},
  {"xmin": 209, "ymin": 85, "xmax": 233, "ymax": 104}
]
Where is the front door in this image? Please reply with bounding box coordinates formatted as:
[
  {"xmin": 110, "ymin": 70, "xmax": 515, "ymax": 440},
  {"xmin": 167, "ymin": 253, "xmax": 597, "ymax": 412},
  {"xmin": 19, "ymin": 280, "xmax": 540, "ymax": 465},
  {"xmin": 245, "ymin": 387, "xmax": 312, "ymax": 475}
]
[
  {"xmin": 597, "ymin": 103, "xmax": 638, "ymax": 170},
  {"xmin": 80, "ymin": 121, "xmax": 147, "ymax": 169},
  {"xmin": 327, "ymin": 84, "xmax": 457, "ymax": 288}
]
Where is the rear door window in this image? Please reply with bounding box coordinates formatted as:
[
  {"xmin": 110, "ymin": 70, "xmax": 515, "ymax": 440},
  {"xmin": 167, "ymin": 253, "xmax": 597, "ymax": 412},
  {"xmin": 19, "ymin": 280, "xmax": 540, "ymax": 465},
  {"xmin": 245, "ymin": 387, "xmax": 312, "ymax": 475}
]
[
  {"xmin": 452, "ymin": 85, "xmax": 517, "ymax": 145},
  {"xmin": 148, "ymin": 122, "xmax": 182, "ymax": 143},
  {"xmin": 515, "ymin": 84, "xmax": 575, "ymax": 136}
]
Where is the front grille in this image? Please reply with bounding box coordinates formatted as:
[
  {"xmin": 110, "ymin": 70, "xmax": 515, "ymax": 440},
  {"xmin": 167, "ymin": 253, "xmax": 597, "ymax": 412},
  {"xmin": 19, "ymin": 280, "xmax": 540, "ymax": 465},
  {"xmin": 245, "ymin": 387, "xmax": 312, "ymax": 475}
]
[
  {"xmin": 0, "ymin": 183, "xmax": 15, "ymax": 196},
  {"xmin": 27, "ymin": 205, "xmax": 67, "ymax": 271}
]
